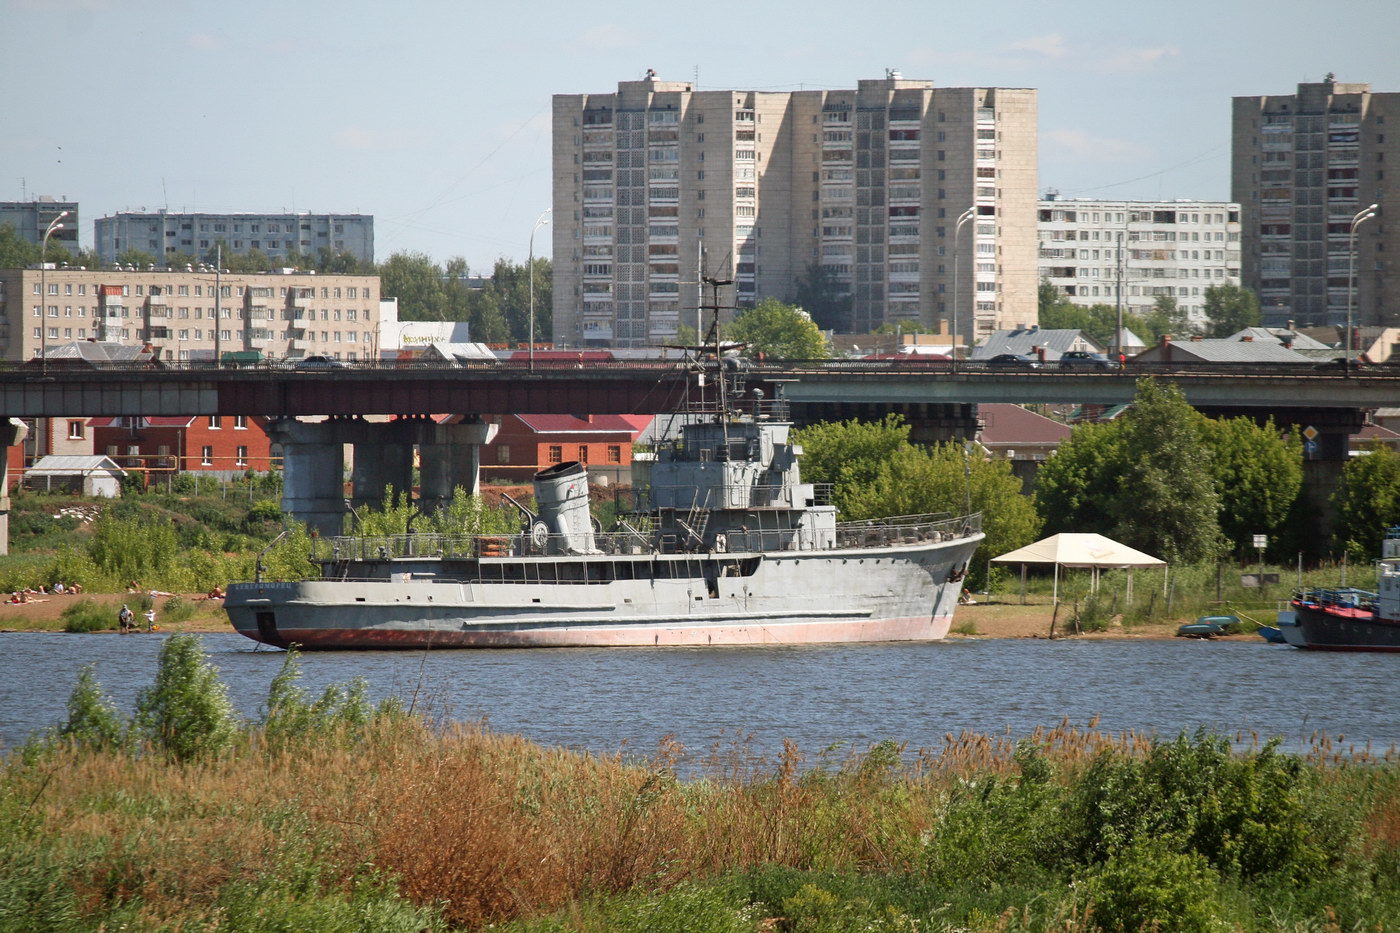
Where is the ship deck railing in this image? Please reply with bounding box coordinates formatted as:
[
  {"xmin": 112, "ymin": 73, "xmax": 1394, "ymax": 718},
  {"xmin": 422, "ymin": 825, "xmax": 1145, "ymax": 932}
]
[
  {"xmin": 1293, "ymin": 586, "xmax": 1379, "ymax": 613},
  {"xmin": 311, "ymin": 512, "xmax": 981, "ymax": 564},
  {"xmin": 642, "ymin": 482, "xmax": 833, "ymax": 511}
]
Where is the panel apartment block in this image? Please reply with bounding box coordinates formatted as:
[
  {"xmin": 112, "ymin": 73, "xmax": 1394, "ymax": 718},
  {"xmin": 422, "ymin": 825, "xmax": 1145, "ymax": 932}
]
[
  {"xmin": 0, "ymin": 198, "xmax": 80, "ymax": 250},
  {"xmin": 0, "ymin": 267, "xmax": 381, "ymax": 363},
  {"xmin": 1232, "ymin": 77, "xmax": 1397, "ymax": 327},
  {"xmin": 1038, "ymin": 197, "xmax": 1241, "ymax": 327},
  {"xmin": 553, "ymin": 72, "xmax": 1038, "ymax": 347},
  {"xmin": 94, "ymin": 211, "xmax": 374, "ymax": 265}
]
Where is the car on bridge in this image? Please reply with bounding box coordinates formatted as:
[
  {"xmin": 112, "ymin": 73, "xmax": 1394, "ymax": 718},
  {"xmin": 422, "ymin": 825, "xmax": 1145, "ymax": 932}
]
[
  {"xmin": 294, "ymin": 355, "xmax": 348, "ymax": 371},
  {"xmin": 1057, "ymin": 350, "xmax": 1112, "ymax": 371},
  {"xmin": 984, "ymin": 353, "xmax": 1039, "ymax": 370}
]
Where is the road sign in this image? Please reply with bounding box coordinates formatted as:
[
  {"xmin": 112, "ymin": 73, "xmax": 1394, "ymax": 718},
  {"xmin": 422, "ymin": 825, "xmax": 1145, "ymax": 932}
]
[
  {"xmin": 1304, "ymin": 439, "xmax": 1318, "ymax": 456},
  {"xmin": 1303, "ymin": 425, "xmax": 1319, "ymax": 441},
  {"xmin": 1253, "ymin": 534, "xmax": 1267, "ymax": 549}
]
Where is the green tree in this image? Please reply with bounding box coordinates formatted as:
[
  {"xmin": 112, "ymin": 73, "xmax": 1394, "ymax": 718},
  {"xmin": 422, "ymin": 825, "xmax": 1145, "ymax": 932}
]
[
  {"xmin": 1139, "ymin": 294, "xmax": 1195, "ymax": 342},
  {"xmin": 1202, "ymin": 283, "xmax": 1262, "ymax": 337},
  {"xmin": 794, "ymin": 415, "xmax": 1039, "ymax": 586},
  {"xmin": 115, "ymin": 247, "xmax": 160, "ymax": 269},
  {"xmin": 379, "ymin": 251, "xmax": 448, "ymax": 321},
  {"xmin": 1036, "ymin": 379, "xmax": 1226, "ymax": 563},
  {"xmin": 58, "ymin": 664, "xmax": 127, "ymax": 750},
  {"xmin": 0, "ymin": 223, "xmax": 40, "ymax": 268},
  {"xmin": 1034, "ymin": 421, "xmax": 1127, "ymax": 538},
  {"xmin": 726, "ymin": 298, "xmax": 828, "ymax": 359},
  {"xmin": 1201, "ymin": 417, "xmax": 1303, "ymax": 557},
  {"xmin": 1331, "ymin": 443, "xmax": 1400, "ymax": 561},
  {"xmin": 792, "ymin": 262, "xmax": 852, "ymax": 332},
  {"xmin": 1107, "ymin": 379, "xmax": 1224, "ymax": 562}
]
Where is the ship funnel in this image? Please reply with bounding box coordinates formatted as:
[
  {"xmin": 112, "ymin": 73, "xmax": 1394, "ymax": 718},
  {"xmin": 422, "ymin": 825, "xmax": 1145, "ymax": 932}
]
[{"xmin": 532, "ymin": 461, "xmax": 598, "ymax": 554}]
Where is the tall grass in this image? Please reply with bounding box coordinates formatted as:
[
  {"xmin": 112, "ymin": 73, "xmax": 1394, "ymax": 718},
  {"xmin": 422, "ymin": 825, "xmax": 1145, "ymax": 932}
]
[{"xmin": 3, "ymin": 646, "xmax": 1398, "ymax": 931}]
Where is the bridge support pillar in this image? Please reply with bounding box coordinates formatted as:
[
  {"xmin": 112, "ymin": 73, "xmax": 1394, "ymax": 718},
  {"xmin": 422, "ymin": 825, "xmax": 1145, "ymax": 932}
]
[
  {"xmin": 268, "ymin": 418, "xmax": 347, "ymax": 538},
  {"xmin": 350, "ymin": 419, "xmax": 417, "ymax": 511},
  {"xmin": 419, "ymin": 418, "xmax": 499, "ymax": 510}
]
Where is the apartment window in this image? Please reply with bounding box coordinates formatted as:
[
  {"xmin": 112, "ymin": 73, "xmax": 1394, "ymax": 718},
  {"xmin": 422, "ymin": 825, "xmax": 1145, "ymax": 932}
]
[
  {"xmin": 547, "ymin": 445, "xmax": 563, "ymax": 464},
  {"xmin": 201, "ymin": 446, "xmax": 213, "ymax": 466},
  {"xmin": 67, "ymin": 420, "xmax": 85, "ymax": 440},
  {"xmin": 208, "ymin": 416, "xmax": 222, "ymax": 429},
  {"xmin": 235, "ymin": 446, "xmax": 248, "ymax": 466},
  {"xmin": 577, "ymin": 445, "xmax": 589, "ymax": 464},
  {"xmin": 607, "ymin": 445, "xmax": 622, "ymax": 464},
  {"xmin": 234, "ymin": 415, "xmax": 247, "ymax": 430},
  {"xmin": 498, "ymin": 444, "xmax": 511, "ymax": 464}
]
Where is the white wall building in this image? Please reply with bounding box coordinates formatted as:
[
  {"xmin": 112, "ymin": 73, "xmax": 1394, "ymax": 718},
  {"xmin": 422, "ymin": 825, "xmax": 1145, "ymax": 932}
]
[{"xmin": 1038, "ymin": 196, "xmax": 1241, "ymax": 326}]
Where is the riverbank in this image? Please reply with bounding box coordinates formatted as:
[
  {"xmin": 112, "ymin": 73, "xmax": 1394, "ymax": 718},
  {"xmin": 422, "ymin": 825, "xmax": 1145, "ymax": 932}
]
[{"xmin": 0, "ymin": 592, "xmax": 232, "ymax": 634}]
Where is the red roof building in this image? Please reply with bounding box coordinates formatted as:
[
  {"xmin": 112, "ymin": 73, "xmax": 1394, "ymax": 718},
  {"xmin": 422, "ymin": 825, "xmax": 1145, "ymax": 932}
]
[
  {"xmin": 89, "ymin": 415, "xmax": 276, "ymax": 483},
  {"xmin": 481, "ymin": 414, "xmax": 649, "ymax": 486}
]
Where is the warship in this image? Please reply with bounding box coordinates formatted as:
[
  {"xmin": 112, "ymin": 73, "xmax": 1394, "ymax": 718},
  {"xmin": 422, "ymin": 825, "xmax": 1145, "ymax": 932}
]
[{"xmin": 226, "ymin": 290, "xmax": 984, "ymax": 649}]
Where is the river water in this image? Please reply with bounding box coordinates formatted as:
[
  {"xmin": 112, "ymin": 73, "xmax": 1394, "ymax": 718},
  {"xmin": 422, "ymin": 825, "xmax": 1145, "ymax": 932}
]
[{"xmin": 2, "ymin": 632, "xmax": 1395, "ymax": 765}]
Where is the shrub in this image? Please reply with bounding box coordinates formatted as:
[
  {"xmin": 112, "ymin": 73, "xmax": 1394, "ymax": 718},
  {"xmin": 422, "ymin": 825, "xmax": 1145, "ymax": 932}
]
[
  {"xmin": 56, "ymin": 664, "xmax": 127, "ymax": 749},
  {"xmin": 60, "ymin": 599, "xmax": 114, "ymax": 633},
  {"xmin": 1073, "ymin": 839, "xmax": 1234, "ymax": 932},
  {"xmin": 134, "ymin": 634, "xmax": 237, "ymax": 761},
  {"xmin": 160, "ymin": 595, "xmax": 196, "ymax": 625}
]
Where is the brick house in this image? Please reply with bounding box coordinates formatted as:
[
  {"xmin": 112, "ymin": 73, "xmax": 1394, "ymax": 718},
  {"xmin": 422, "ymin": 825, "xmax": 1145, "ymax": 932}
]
[
  {"xmin": 90, "ymin": 415, "xmax": 276, "ymax": 482},
  {"xmin": 480, "ymin": 414, "xmax": 649, "ymax": 486}
]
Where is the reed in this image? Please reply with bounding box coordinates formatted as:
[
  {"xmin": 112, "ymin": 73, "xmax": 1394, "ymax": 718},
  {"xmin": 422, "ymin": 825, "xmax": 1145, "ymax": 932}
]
[{"xmin": 3, "ymin": 650, "xmax": 1398, "ymax": 931}]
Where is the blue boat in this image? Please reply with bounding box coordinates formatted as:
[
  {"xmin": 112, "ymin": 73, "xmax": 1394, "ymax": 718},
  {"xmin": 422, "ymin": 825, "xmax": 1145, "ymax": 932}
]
[
  {"xmin": 1257, "ymin": 625, "xmax": 1286, "ymax": 644},
  {"xmin": 1175, "ymin": 615, "xmax": 1242, "ymax": 639}
]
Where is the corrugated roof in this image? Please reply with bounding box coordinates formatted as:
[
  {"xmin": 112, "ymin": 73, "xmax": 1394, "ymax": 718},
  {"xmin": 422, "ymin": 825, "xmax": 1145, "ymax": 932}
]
[
  {"xmin": 971, "ymin": 328, "xmax": 1105, "ymax": 360},
  {"xmin": 1137, "ymin": 338, "xmax": 1313, "ymax": 363},
  {"xmin": 1230, "ymin": 327, "xmax": 1333, "ymax": 351},
  {"xmin": 25, "ymin": 455, "xmax": 125, "ymax": 476}
]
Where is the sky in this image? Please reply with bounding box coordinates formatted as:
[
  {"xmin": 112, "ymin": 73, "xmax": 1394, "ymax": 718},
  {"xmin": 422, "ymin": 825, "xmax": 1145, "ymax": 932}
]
[{"xmin": 5, "ymin": 0, "xmax": 1399, "ymax": 270}]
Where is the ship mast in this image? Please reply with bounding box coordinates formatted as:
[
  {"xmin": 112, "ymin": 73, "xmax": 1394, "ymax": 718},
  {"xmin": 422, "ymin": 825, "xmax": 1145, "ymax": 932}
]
[{"xmin": 700, "ymin": 275, "xmax": 734, "ymax": 440}]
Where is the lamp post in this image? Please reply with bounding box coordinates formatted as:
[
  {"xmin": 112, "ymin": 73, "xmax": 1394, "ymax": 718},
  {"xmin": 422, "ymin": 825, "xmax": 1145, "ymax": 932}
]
[
  {"xmin": 1346, "ymin": 202, "xmax": 1379, "ymax": 373},
  {"xmin": 950, "ymin": 206, "xmax": 975, "ymax": 372},
  {"xmin": 528, "ymin": 209, "xmax": 551, "ymax": 371},
  {"xmin": 39, "ymin": 210, "xmax": 70, "ymax": 365}
]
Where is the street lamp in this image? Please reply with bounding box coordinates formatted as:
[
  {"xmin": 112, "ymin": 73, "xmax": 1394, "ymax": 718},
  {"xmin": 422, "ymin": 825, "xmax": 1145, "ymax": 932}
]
[
  {"xmin": 528, "ymin": 209, "xmax": 551, "ymax": 371},
  {"xmin": 950, "ymin": 206, "xmax": 976, "ymax": 371},
  {"xmin": 1346, "ymin": 202, "xmax": 1379, "ymax": 372},
  {"xmin": 38, "ymin": 211, "xmax": 70, "ymax": 365}
]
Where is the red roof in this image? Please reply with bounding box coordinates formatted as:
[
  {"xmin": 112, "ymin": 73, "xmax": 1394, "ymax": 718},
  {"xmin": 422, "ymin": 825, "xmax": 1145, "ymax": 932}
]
[
  {"xmin": 515, "ymin": 414, "xmax": 646, "ymax": 436},
  {"xmin": 978, "ymin": 404, "xmax": 1072, "ymax": 445}
]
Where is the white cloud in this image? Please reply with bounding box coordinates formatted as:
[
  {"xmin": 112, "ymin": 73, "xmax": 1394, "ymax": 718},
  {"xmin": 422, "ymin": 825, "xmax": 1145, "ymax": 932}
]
[
  {"xmin": 1092, "ymin": 45, "xmax": 1180, "ymax": 74},
  {"xmin": 187, "ymin": 32, "xmax": 221, "ymax": 52},
  {"xmin": 1044, "ymin": 128, "xmax": 1151, "ymax": 162},
  {"xmin": 1004, "ymin": 33, "xmax": 1067, "ymax": 59},
  {"xmin": 578, "ymin": 23, "xmax": 639, "ymax": 52}
]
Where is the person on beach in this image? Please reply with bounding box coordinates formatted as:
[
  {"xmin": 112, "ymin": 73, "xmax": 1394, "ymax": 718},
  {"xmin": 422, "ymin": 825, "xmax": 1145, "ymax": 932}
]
[
  {"xmin": 143, "ymin": 608, "xmax": 157, "ymax": 632},
  {"xmin": 118, "ymin": 605, "xmax": 135, "ymax": 633}
]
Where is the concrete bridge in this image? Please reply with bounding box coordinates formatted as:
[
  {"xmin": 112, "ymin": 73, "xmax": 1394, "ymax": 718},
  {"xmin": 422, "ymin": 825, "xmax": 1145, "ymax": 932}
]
[{"xmin": 3, "ymin": 360, "xmax": 1395, "ymax": 537}]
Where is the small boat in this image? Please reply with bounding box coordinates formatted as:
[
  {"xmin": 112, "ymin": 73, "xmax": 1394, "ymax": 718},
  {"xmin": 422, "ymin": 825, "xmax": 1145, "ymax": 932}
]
[
  {"xmin": 1175, "ymin": 615, "xmax": 1242, "ymax": 639},
  {"xmin": 1256, "ymin": 625, "xmax": 1286, "ymax": 644}
]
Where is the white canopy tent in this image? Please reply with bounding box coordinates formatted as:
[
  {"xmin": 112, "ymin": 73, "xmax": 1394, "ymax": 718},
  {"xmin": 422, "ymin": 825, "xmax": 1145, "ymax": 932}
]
[{"xmin": 992, "ymin": 533, "xmax": 1167, "ymax": 604}]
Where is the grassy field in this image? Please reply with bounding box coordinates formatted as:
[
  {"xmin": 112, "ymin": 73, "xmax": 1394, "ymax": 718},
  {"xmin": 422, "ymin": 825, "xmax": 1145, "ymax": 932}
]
[{"xmin": 2, "ymin": 638, "xmax": 1397, "ymax": 932}]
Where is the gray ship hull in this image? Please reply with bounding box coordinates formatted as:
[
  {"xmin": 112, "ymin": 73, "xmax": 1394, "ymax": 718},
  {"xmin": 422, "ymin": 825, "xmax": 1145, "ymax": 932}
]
[{"xmin": 225, "ymin": 534, "xmax": 982, "ymax": 649}]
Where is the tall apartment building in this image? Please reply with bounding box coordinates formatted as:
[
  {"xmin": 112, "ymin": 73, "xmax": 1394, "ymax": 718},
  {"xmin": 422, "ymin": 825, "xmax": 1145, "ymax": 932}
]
[
  {"xmin": 552, "ymin": 72, "xmax": 1038, "ymax": 347},
  {"xmin": 0, "ymin": 266, "xmax": 381, "ymax": 363},
  {"xmin": 1038, "ymin": 197, "xmax": 1241, "ymax": 326},
  {"xmin": 0, "ymin": 198, "xmax": 80, "ymax": 250},
  {"xmin": 94, "ymin": 211, "xmax": 374, "ymax": 265},
  {"xmin": 1232, "ymin": 77, "xmax": 1397, "ymax": 327}
]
